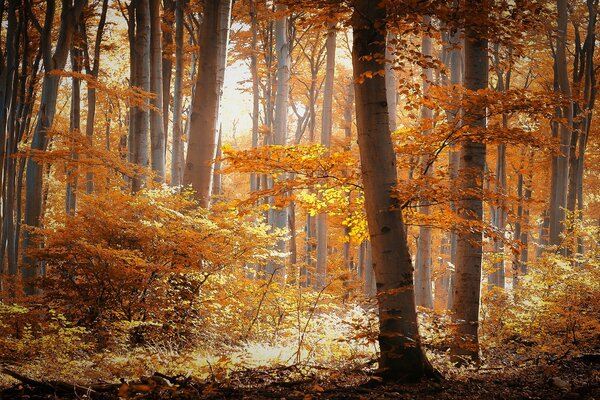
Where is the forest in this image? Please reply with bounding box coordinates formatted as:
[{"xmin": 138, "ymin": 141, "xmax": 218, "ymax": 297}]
[{"xmin": 0, "ymin": 0, "xmax": 599, "ymax": 398}]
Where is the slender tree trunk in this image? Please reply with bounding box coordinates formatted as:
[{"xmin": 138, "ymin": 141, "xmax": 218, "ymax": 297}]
[
  {"xmin": 162, "ymin": 0, "xmax": 175, "ymax": 158},
  {"xmin": 266, "ymin": 2, "xmax": 290, "ymax": 276},
  {"xmin": 183, "ymin": 0, "xmax": 232, "ymax": 206},
  {"xmin": 83, "ymin": 0, "xmax": 108, "ymax": 193},
  {"xmin": 129, "ymin": 0, "xmax": 151, "ymax": 192},
  {"xmin": 415, "ymin": 16, "xmax": 433, "ymax": 309},
  {"xmin": 170, "ymin": 0, "xmax": 185, "ymax": 186},
  {"xmin": 445, "ymin": 25, "xmax": 462, "ymax": 310},
  {"xmin": 149, "ymin": 0, "xmax": 166, "ymax": 180},
  {"xmin": 315, "ymin": 24, "xmax": 336, "ymax": 289},
  {"xmin": 450, "ymin": 1, "xmax": 488, "ymax": 363},
  {"xmin": 249, "ymin": 0, "xmax": 260, "ymax": 192},
  {"xmin": 548, "ymin": 0, "xmax": 573, "ymax": 246},
  {"xmin": 352, "ymin": 0, "xmax": 433, "ymax": 380},
  {"xmin": 66, "ymin": 41, "xmax": 81, "ymax": 214}
]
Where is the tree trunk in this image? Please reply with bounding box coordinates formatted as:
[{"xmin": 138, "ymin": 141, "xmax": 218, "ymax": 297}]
[
  {"xmin": 183, "ymin": 0, "xmax": 231, "ymax": 207},
  {"xmin": 352, "ymin": 0, "xmax": 433, "ymax": 380},
  {"xmin": 315, "ymin": 24, "xmax": 336, "ymax": 289},
  {"xmin": 162, "ymin": 0, "xmax": 175, "ymax": 159},
  {"xmin": 548, "ymin": 0, "xmax": 573, "ymax": 246},
  {"xmin": 249, "ymin": 0, "xmax": 260, "ymax": 192},
  {"xmin": 66, "ymin": 40, "xmax": 81, "ymax": 215},
  {"xmin": 444, "ymin": 25, "xmax": 462, "ymax": 310},
  {"xmin": 450, "ymin": 2, "xmax": 488, "ymax": 363},
  {"xmin": 128, "ymin": 0, "xmax": 151, "ymax": 192},
  {"xmin": 415, "ymin": 16, "xmax": 433, "ymax": 309},
  {"xmin": 170, "ymin": 0, "xmax": 184, "ymax": 186},
  {"xmin": 83, "ymin": 0, "xmax": 108, "ymax": 194},
  {"xmin": 149, "ymin": 0, "xmax": 165, "ymax": 180},
  {"xmin": 267, "ymin": 2, "xmax": 290, "ymax": 276},
  {"xmin": 22, "ymin": 0, "xmax": 85, "ymax": 294}
]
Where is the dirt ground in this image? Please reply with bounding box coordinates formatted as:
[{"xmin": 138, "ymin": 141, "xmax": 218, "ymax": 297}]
[{"xmin": 1, "ymin": 355, "xmax": 599, "ymax": 399}]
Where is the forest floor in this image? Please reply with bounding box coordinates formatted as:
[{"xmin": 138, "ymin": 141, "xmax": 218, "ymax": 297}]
[{"xmin": 1, "ymin": 354, "xmax": 599, "ymax": 399}]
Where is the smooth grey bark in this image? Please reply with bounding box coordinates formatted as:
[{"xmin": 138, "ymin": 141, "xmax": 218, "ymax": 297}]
[
  {"xmin": 315, "ymin": 24, "xmax": 336, "ymax": 289},
  {"xmin": 385, "ymin": 31, "xmax": 397, "ymax": 132},
  {"xmin": 249, "ymin": 0, "xmax": 260, "ymax": 192},
  {"xmin": 415, "ymin": 16, "xmax": 433, "ymax": 309},
  {"xmin": 267, "ymin": 2, "xmax": 289, "ymax": 276},
  {"xmin": 170, "ymin": 0, "xmax": 184, "ymax": 186},
  {"xmin": 162, "ymin": 0, "xmax": 175, "ymax": 157},
  {"xmin": 548, "ymin": 0, "xmax": 573, "ymax": 246},
  {"xmin": 149, "ymin": 0, "xmax": 166, "ymax": 180},
  {"xmin": 443, "ymin": 25, "xmax": 462, "ymax": 310},
  {"xmin": 489, "ymin": 44, "xmax": 510, "ymax": 288},
  {"xmin": 450, "ymin": 3, "xmax": 488, "ymax": 363},
  {"xmin": 352, "ymin": 0, "xmax": 433, "ymax": 380},
  {"xmin": 22, "ymin": 0, "xmax": 85, "ymax": 294},
  {"xmin": 128, "ymin": 0, "xmax": 151, "ymax": 192},
  {"xmin": 66, "ymin": 40, "xmax": 81, "ymax": 215},
  {"xmin": 183, "ymin": 0, "xmax": 231, "ymax": 207}
]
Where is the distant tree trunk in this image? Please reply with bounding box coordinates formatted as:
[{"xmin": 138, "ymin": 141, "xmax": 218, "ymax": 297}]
[
  {"xmin": 170, "ymin": 0, "xmax": 185, "ymax": 186},
  {"xmin": 415, "ymin": 16, "xmax": 433, "ymax": 309},
  {"xmin": 128, "ymin": 0, "xmax": 151, "ymax": 192},
  {"xmin": 343, "ymin": 79, "xmax": 354, "ymax": 273},
  {"xmin": 489, "ymin": 44, "xmax": 510, "ymax": 288},
  {"xmin": 548, "ymin": 0, "xmax": 573, "ymax": 246},
  {"xmin": 249, "ymin": 0, "xmax": 260, "ymax": 192},
  {"xmin": 149, "ymin": 0, "xmax": 165, "ymax": 180},
  {"xmin": 444, "ymin": 25, "xmax": 462, "ymax": 310},
  {"xmin": 315, "ymin": 24, "xmax": 336, "ymax": 289},
  {"xmin": 450, "ymin": 0, "xmax": 488, "ymax": 364},
  {"xmin": 183, "ymin": 0, "xmax": 232, "ymax": 206},
  {"xmin": 352, "ymin": 0, "xmax": 433, "ymax": 380},
  {"xmin": 66, "ymin": 39, "xmax": 81, "ymax": 215},
  {"xmin": 267, "ymin": 2, "xmax": 290, "ymax": 276},
  {"xmin": 22, "ymin": 0, "xmax": 85, "ymax": 294},
  {"xmin": 83, "ymin": 0, "xmax": 108, "ymax": 194},
  {"xmin": 162, "ymin": 0, "xmax": 175, "ymax": 158}
]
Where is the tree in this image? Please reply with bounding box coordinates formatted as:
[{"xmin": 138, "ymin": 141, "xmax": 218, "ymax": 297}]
[
  {"xmin": 184, "ymin": 0, "xmax": 232, "ymax": 207},
  {"xmin": 128, "ymin": 0, "xmax": 151, "ymax": 192},
  {"xmin": 352, "ymin": 0, "xmax": 433, "ymax": 380},
  {"xmin": 22, "ymin": 0, "xmax": 86, "ymax": 294},
  {"xmin": 170, "ymin": 0, "xmax": 185, "ymax": 186},
  {"xmin": 149, "ymin": 0, "xmax": 166, "ymax": 180},
  {"xmin": 315, "ymin": 23, "xmax": 336, "ymax": 289},
  {"xmin": 450, "ymin": 0, "xmax": 489, "ymax": 364},
  {"xmin": 414, "ymin": 15, "xmax": 434, "ymax": 309}
]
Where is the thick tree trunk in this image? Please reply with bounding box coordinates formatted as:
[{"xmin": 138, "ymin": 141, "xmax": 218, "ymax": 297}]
[
  {"xmin": 385, "ymin": 31, "xmax": 397, "ymax": 132},
  {"xmin": 170, "ymin": 0, "xmax": 185, "ymax": 186},
  {"xmin": 183, "ymin": 0, "xmax": 231, "ymax": 206},
  {"xmin": 450, "ymin": 3, "xmax": 488, "ymax": 363},
  {"xmin": 352, "ymin": 0, "xmax": 433, "ymax": 380},
  {"xmin": 315, "ymin": 24, "xmax": 336, "ymax": 289}
]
